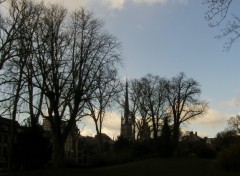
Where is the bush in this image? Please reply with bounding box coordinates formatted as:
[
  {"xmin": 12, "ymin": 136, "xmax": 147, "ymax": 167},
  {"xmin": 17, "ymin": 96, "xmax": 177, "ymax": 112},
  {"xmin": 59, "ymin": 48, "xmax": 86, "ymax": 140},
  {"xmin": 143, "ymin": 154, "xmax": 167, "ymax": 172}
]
[
  {"xmin": 216, "ymin": 143, "xmax": 240, "ymax": 171},
  {"xmin": 192, "ymin": 142, "xmax": 217, "ymax": 159}
]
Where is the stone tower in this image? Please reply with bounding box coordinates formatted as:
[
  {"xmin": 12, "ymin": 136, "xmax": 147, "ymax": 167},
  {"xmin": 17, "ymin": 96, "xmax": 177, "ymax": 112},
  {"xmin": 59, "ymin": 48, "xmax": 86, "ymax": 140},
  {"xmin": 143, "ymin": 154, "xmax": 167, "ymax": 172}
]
[{"xmin": 120, "ymin": 80, "xmax": 134, "ymax": 141}]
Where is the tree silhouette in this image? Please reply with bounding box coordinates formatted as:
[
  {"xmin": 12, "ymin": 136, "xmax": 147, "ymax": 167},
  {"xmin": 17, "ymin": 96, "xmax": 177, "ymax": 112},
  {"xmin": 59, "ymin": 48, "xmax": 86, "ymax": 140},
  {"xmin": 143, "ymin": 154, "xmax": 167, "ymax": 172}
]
[
  {"xmin": 0, "ymin": 0, "xmax": 122, "ymax": 168},
  {"xmin": 228, "ymin": 115, "xmax": 240, "ymax": 134},
  {"xmin": 165, "ymin": 73, "xmax": 207, "ymax": 145}
]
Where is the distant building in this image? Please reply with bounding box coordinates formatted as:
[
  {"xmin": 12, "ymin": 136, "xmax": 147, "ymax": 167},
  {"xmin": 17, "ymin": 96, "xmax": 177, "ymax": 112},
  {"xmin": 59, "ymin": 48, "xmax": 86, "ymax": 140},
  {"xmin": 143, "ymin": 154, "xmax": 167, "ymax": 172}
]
[
  {"xmin": 120, "ymin": 80, "xmax": 135, "ymax": 141},
  {"xmin": 204, "ymin": 137, "xmax": 215, "ymax": 145},
  {"xmin": 181, "ymin": 131, "xmax": 202, "ymax": 142}
]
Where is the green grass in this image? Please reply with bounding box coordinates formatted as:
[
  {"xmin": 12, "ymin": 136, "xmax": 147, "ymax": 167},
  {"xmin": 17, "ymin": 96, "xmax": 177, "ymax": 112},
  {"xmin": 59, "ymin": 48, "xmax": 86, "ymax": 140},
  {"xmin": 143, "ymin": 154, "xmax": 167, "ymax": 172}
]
[{"xmin": 4, "ymin": 158, "xmax": 238, "ymax": 176}]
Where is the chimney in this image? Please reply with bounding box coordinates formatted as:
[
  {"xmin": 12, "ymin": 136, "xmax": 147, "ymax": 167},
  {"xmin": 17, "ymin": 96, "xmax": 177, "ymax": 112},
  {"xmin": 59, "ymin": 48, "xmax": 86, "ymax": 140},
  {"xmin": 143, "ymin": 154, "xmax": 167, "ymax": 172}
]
[{"xmin": 195, "ymin": 132, "xmax": 197, "ymax": 136}]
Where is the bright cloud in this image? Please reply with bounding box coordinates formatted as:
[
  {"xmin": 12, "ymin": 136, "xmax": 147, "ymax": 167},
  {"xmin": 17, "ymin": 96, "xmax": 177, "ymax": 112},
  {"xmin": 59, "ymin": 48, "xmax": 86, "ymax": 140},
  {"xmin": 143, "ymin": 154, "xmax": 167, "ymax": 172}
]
[
  {"xmin": 102, "ymin": 0, "xmax": 125, "ymax": 10},
  {"xmin": 190, "ymin": 108, "xmax": 226, "ymax": 128},
  {"xmin": 79, "ymin": 111, "xmax": 121, "ymax": 139},
  {"xmin": 133, "ymin": 0, "xmax": 168, "ymax": 5},
  {"xmin": 97, "ymin": 0, "xmax": 189, "ymax": 9},
  {"xmin": 102, "ymin": 112, "xmax": 121, "ymax": 138},
  {"xmin": 38, "ymin": 0, "xmax": 188, "ymax": 11}
]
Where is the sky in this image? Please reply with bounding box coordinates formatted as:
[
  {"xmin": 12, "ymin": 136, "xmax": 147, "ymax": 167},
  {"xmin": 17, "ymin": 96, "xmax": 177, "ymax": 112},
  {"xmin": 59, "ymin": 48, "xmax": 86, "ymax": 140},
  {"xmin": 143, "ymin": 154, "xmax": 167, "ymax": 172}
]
[{"xmin": 3, "ymin": 0, "xmax": 240, "ymax": 138}]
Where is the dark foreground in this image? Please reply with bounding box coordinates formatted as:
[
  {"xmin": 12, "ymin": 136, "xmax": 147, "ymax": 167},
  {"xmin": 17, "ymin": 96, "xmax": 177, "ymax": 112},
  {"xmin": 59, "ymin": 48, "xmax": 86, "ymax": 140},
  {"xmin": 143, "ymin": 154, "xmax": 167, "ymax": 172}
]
[{"xmin": 2, "ymin": 158, "xmax": 238, "ymax": 176}]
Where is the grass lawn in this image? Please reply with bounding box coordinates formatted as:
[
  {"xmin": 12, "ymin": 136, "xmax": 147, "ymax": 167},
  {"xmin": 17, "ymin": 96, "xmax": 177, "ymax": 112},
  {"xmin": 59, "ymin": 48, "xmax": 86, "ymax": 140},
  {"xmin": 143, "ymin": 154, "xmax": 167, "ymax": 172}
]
[{"xmin": 3, "ymin": 158, "xmax": 238, "ymax": 176}]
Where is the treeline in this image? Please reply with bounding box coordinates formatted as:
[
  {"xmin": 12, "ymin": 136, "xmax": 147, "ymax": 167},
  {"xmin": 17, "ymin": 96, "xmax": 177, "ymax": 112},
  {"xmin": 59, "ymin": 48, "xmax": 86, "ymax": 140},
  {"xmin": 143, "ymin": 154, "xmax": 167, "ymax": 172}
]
[{"xmin": 120, "ymin": 73, "xmax": 208, "ymax": 144}]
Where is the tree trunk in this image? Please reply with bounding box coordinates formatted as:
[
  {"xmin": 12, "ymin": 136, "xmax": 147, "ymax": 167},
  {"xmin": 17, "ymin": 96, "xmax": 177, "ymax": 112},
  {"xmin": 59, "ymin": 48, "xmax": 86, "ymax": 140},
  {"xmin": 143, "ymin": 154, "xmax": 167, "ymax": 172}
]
[
  {"xmin": 8, "ymin": 65, "xmax": 24, "ymax": 170},
  {"xmin": 53, "ymin": 136, "xmax": 65, "ymax": 168},
  {"xmin": 151, "ymin": 116, "xmax": 158, "ymax": 141},
  {"xmin": 94, "ymin": 120, "xmax": 103, "ymax": 152},
  {"xmin": 173, "ymin": 123, "xmax": 180, "ymax": 146}
]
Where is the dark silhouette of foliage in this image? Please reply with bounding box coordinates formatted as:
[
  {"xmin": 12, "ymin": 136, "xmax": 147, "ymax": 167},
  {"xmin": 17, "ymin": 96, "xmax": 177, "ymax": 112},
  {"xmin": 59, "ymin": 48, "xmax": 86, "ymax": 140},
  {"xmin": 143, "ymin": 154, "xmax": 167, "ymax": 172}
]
[
  {"xmin": 228, "ymin": 115, "xmax": 240, "ymax": 134},
  {"xmin": 216, "ymin": 142, "xmax": 240, "ymax": 171},
  {"xmin": 191, "ymin": 141, "xmax": 217, "ymax": 159},
  {"xmin": 213, "ymin": 130, "xmax": 240, "ymax": 152},
  {"xmin": 114, "ymin": 136, "xmax": 131, "ymax": 152},
  {"xmin": 158, "ymin": 117, "xmax": 174, "ymax": 157}
]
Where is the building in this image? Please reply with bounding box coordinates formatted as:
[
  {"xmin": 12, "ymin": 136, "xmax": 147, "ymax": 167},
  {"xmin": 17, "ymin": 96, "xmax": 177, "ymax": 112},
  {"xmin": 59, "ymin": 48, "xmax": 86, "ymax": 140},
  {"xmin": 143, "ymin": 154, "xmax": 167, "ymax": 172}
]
[
  {"xmin": 181, "ymin": 131, "xmax": 202, "ymax": 142},
  {"xmin": 120, "ymin": 80, "xmax": 135, "ymax": 141},
  {"xmin": 0, "ymin": 116, "xmax": 21, "ymax": 169},
  {"xmin": 42, "ymin": 119, "xmax": 79, "ymax": 164}
]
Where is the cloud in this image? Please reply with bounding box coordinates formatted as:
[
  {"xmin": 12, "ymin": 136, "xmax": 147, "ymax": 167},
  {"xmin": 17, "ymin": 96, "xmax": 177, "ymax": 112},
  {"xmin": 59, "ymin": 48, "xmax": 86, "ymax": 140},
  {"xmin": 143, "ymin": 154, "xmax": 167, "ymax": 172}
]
[
  {"xmin": 223, "ymin": 97, "xmax": 240, "ymax": 107},
  {"xmin": 190, "ymin": 108, "xmax": 226, "ymax": 128},
  {"xmin": 102, "ymin": 0, "xmax": 125, "ymax": 10},
  {"xmin": 133, "ymin": 0, "xmax": 168, "ymax": 5},
  {"xmin": 38, "ymin": 0, "xmax": 188, "ymax": 11},
  {"xmin": 79, "ymin": 111, "xmax": 121, "ymax": 139},
  {"xmin": 102, "ymin": 112, "xmax": 121, "ymax": 138}
]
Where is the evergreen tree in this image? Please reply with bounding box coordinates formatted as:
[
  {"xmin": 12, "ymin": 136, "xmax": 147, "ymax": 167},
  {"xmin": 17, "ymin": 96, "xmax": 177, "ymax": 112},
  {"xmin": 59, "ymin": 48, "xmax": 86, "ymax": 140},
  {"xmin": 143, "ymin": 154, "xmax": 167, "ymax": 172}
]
[{"xmin": 159, "ymin": 117, "xmax": 173, "ymax": 157}]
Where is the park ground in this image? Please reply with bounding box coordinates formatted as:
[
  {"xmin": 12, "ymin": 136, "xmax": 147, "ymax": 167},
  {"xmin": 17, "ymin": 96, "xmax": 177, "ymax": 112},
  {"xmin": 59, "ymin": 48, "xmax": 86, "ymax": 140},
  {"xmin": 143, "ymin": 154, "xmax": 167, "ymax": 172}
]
[{"xmin": 2, "ymin": 157, "xmax": 238, "ymax": 176}]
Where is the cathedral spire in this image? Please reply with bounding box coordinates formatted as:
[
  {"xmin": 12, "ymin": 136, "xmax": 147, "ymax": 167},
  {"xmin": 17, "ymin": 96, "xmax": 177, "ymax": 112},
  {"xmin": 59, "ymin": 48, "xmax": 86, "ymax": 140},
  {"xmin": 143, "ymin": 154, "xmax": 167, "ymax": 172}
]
[
  {"xmin": 124, "ymin": 78, "xmax": 129, "ymax": 124},
  {"xmin": 120, "ymin": 78, "xmax": 134, "ymax": 140}
]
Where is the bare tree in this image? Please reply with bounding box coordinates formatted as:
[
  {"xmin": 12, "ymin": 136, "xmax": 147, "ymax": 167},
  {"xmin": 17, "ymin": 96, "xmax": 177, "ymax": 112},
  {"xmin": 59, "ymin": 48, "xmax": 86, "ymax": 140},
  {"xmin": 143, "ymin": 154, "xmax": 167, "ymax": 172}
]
[
  {"xmin": 165, "ymin": 72, "xmax": 208, "ymax": 144},
  {"xmin": 86, "ymin": 68, "xmax": 120, "ymax": 151},
  {"xmin": 24, "ymin": 5, "xmax": 122, "ymax": 167},
  {"xmin": 0, "ymin": 0, "xmax": 45, "ymax": 169},
  {"xmin": 228, "ymin": 115, "xmax": 240, "ymax": 134},
  {"xmin": 204, "ymin": 0, "xmax": 240, "ymax": 50},
  {"xmin": 131, "ymin": 75, "xmax": 168, "ymax": 141},
  {"xmin": 0, "ymin": 0, "xmax": 37, "ymax": 69}
]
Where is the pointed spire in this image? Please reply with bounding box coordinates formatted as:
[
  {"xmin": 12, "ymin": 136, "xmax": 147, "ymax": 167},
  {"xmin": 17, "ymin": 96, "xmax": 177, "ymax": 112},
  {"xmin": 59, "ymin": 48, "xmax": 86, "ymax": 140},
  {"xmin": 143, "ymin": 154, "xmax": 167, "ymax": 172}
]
[{"xmin": 124, "ymin": 78, "xmax": 129, "ymax": 124}]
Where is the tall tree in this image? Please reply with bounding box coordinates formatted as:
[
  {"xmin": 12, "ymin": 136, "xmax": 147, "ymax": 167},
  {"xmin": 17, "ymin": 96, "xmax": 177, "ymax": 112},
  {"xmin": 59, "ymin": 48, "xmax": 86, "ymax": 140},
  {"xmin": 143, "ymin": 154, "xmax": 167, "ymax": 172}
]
[
  {"xmin": 204, "ymin": 0, "xmax": 239, "ymax": 50},
  {"xmin": 26, "ymin": 5, "xmax": 122, "ymax": 167},
  {"xmin": 165, "ymin": 72, "xmax": 208, "ymax": 145},
  {"xmin": 131, "ymin": 75, "xmax": 168, "ymax": 141}
]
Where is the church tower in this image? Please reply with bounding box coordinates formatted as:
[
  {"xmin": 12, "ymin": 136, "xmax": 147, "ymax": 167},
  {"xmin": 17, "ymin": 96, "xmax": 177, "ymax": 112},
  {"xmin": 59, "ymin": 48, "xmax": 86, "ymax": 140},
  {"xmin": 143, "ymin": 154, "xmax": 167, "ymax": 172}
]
[{"xmin": 120, "ymin": 79, "xmax": 134, "ymax": 141}]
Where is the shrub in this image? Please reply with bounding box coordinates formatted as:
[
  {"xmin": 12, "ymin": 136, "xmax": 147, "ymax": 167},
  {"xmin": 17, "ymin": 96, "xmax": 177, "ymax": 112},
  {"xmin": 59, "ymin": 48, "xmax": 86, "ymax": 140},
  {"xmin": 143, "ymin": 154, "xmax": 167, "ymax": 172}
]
[
  {"xmin": 192, "ymin": 142, "xmax": 217, "ymax": 159},
  {"xmin": 216, "ymin": 143, "xmax": 240, "ymax": 171}
]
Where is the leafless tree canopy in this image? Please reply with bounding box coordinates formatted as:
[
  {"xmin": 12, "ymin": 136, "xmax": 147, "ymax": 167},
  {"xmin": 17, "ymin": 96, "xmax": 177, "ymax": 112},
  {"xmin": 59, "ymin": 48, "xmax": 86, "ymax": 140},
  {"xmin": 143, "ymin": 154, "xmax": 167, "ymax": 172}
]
[
  {"xmin": 228, "ymin": 115, "xmax": 240, "ymax": 134},
  {"xmin": 0, "ymin": 0, "xmax": 122, "ymax": 168},
  {"xmin": 166, "ymin": 72, "xmax": 208, "ymax": 143},
  {"xmin": 122, "ymin": 73, "xmax": 207, "ymax": 142},
  {"xmin": 204, "ymin": 0, "xmax": 240, "ymax": 50}
]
